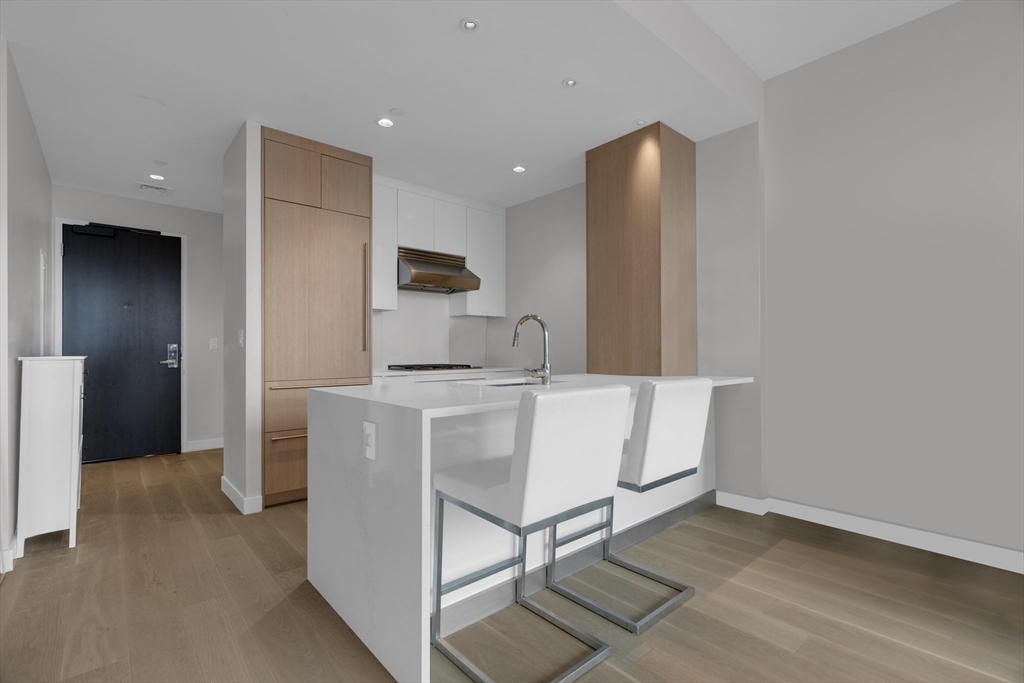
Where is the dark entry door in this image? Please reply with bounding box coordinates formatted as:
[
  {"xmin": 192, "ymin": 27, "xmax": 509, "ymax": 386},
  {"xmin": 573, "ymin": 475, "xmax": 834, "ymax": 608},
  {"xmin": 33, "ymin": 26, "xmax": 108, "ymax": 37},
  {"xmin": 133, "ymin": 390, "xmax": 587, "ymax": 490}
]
[{"xmin": 63, "ymin": 223, "xmax": 181, "ymax": 462}]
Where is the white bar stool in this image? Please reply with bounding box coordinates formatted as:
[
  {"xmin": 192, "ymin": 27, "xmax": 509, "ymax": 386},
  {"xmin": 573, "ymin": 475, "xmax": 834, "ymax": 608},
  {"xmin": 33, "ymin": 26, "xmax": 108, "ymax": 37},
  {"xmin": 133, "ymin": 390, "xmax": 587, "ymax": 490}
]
[
  {"xmin": 431, "ymin": 384, "xmax": 631, "ymax": 683},
  {"xmin": 549, "ymin": 377, "xmax": 713, "ymax": 635}
]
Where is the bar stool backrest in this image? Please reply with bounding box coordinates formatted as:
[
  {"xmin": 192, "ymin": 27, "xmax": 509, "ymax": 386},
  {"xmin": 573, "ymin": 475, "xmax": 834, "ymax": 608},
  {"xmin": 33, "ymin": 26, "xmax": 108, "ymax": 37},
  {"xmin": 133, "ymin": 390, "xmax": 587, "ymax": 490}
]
[
  {"xmin": 620, "ymin": 378, "xmax": 713, "ymax": 489},
  {"xmin": 508, "ymin": 385, "xmax": 631, "ymax": 528}
]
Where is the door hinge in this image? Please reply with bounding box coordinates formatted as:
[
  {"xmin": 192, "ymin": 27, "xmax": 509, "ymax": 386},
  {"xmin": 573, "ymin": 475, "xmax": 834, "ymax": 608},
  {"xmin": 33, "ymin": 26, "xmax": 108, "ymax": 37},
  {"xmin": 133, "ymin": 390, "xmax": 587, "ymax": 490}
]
[{"xmin": 61, "ymin": 243, "xmax": 64, "ymax": 256}]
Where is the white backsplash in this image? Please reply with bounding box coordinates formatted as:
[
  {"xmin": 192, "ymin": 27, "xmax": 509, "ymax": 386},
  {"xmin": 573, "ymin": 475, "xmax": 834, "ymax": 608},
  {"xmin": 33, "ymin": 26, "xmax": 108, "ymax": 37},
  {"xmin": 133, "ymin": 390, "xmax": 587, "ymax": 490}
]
[{"xmin": 372, "ymin": 290, "xmax": 490, "ymax": 371}]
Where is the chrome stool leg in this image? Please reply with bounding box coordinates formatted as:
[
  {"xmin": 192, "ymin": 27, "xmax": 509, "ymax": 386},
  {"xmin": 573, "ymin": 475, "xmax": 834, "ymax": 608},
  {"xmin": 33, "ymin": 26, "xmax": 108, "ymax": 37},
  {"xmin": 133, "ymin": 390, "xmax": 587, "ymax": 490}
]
[
  {"xmin": 430, "ymin": 491, "xmax": 612, "ymax": 683},
  {"xmin": 547, "ymin": 502, "xmax": 694, "ymax": 635}
]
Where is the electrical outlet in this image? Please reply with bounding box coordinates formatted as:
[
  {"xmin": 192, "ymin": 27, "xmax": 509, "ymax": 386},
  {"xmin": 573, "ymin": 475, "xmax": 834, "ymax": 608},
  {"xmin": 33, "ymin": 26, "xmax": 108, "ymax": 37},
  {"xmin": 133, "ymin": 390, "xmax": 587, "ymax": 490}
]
[
  {"xmin": 209, "ymin": 337, "xmax": 218, "ymax": 350},
  {"xmin": 363, "ymin": 421, "xmax": 377, "ymax": 460}
]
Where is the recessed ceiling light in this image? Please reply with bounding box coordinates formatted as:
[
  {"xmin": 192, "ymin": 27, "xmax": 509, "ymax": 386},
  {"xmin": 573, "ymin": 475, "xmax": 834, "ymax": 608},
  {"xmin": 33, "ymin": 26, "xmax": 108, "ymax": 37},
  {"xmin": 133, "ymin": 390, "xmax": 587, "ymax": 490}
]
[
  {"xmin": 377, "ymin": 118, "xmax": 394, "ymax": 128},
  {"xmin": 153, "ymin": 160, "xmax": 167, "ymax": 166},
  {"xmin": 389, "ymin": 108, "xmax": 405, "ymax": 117},
  {"xmin": 460, "ymin": 17, "xmax": 479, "ymax": 31},
  {"xmin": 633, "ymin": 119, "xmax": 646, "ymax": 126},
  {"xmin": 149, "ymin": 174, "xmax": 165, "ymax": 180},
  {"xmin": 562, "ymin": 78, "xmax": 579, "ymax": 88},
  {"xmin": 512, "ymin": 166, "xmax": 526, "ymax": 173}
]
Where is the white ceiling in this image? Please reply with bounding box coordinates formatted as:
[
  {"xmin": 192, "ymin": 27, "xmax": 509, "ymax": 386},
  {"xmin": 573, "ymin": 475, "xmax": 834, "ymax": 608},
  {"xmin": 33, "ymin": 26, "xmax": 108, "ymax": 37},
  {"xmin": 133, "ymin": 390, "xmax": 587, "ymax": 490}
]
[
  {"xmin": 686, "ymin": 0, "xmax": 958, "ymax": 81},
  {"xmin": 0, "ymin": 1, "xmax": 754, "ymax": 214},
  {"xmin": 0, "ymin": 1, "xmax": 960, "ymax": 215}
]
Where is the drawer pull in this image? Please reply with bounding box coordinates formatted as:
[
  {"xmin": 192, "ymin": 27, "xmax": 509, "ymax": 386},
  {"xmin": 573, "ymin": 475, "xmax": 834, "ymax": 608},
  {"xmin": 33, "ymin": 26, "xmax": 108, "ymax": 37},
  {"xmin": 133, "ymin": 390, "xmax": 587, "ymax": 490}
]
[
  {"xmin": 269, "ymin": 384, "xmax": 323, "ymax": 391},
  {"xmin": 270, "ymin": 433, "xmax": 308, "ymax": 442}
]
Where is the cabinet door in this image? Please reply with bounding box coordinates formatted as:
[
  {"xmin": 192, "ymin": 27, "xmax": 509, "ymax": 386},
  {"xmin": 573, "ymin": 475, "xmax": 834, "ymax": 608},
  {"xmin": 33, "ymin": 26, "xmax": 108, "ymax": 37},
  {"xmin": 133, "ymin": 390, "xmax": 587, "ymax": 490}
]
[
  {"xmin": 433, "ymin": 200, "xmax": 467, "ymax": 256},
  {"xmin": 452, "ymin": 209, "xmax": 505, "ymax": 317},
  {"xmin": 264, "ymin": 140, "xmax": 321, "ymax": 207},
  {"xmin": 322, "ymin": 155, "xmax": 371, "ymax": 217},
  {"xmin": 396, "ymin": 190, "xmax": 433, "ymax": 250},
  {"xmin": 372, "ymin": 184, "xmax": 398, "ymax": 311},
  {"xmin": 264, "ymin": 429, "xmax": 307, "ymax": 502},
  {"xmin": 308, "ymin": 211, "xmax": 372, "ymax": 379},
  {"xmin": 264, "ymin": 199, "xmax": 313, "ymax": 381}
]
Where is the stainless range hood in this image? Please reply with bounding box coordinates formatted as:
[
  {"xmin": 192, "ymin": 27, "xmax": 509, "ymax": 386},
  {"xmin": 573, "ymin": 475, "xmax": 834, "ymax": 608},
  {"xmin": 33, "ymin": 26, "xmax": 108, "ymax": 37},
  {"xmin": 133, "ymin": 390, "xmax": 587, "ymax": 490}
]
[{"xmin": 397, "ymin": 247, "xmax": 480, "ymax": 294}]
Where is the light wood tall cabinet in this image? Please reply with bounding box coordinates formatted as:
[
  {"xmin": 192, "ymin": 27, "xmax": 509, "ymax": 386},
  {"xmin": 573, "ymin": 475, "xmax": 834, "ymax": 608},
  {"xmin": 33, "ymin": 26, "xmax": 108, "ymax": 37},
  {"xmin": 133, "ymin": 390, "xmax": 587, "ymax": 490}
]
[
  {"xmin": 586, "ymin": 121, "xmax": 697, "ymax": 376},
  {"xmin": 262, "ymin": 127, "xmax": 372, "ymax": 505}
]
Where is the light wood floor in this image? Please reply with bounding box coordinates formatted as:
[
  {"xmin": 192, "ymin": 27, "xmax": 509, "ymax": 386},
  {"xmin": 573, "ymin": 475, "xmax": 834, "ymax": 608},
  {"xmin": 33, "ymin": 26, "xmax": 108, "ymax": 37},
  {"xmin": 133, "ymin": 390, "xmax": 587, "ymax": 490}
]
[{"xmin": 0, "ymin": 451, "xmax": 1021, "ymax": 683}]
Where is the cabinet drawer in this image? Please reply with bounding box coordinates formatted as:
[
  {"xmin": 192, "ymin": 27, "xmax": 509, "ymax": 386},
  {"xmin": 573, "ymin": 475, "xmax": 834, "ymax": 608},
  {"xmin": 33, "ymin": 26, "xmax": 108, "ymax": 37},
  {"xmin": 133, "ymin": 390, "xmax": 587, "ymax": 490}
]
[
  {"xmin": 264, "ymin": 378, "xmax": 369, "ymax": 432},
  {"xmin": 322, "ymin": 156, "xmax": 371, "ymax": 217},
  {"xmin": 264, "ymin": 429, "xmax": 307, "ymax": 499},
  {"xmin": 264, "ymin": 139, "xmax": 321, "ymax": 207}
]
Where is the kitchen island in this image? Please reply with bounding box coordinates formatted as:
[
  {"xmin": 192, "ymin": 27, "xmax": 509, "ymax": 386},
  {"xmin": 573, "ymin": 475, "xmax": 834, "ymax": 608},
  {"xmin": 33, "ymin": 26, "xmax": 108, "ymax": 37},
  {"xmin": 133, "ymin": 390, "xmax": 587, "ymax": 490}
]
[{"xmin": 307, "ymin": 373, "xmax": 752, "ymax": 682}]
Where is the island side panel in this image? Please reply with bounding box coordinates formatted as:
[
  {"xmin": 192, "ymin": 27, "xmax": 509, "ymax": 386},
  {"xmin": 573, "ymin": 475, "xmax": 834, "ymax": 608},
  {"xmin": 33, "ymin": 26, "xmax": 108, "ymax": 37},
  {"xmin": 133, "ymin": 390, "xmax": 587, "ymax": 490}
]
[{"xmin": 308, "ymin": 390, "xmax": 430, "ymax": 683}]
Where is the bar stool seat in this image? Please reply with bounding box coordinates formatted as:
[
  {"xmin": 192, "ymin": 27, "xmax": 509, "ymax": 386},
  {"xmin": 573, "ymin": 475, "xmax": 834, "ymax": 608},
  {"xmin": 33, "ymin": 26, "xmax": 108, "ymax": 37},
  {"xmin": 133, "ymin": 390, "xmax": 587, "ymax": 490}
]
[
  {"xmin": 433, "ymin": 457, "xmax": 512, "ymax": 520},
  {"xmin": 431, "ymin": 384, "xmax": 631, "ymax": 683},
  {"xmin": 550, "ymin": 377, "xmax": 713, "ymax": 634}
]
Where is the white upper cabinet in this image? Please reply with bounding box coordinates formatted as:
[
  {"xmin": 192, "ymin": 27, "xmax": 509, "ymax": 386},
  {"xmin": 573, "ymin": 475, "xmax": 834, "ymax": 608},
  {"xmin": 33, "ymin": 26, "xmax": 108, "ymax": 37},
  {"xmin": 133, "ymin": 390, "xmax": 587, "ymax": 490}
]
[
  {"xmin": 373, "ymin": 178, "xmax": 505, "ymax": 317},
  {"xmin": 396, "ymin": 190, "xmax": 434, "ymax": 251},
  {"xmin": 371, "ymin": 184, "xmax": 398, "ymax": 310},
  {"xmin": 451, "ymin": 208, "xmax": 505, "ymax": 318},
  {"xmin": 433, "ymin": 200, "xmax": 467, "ymax": 256}
]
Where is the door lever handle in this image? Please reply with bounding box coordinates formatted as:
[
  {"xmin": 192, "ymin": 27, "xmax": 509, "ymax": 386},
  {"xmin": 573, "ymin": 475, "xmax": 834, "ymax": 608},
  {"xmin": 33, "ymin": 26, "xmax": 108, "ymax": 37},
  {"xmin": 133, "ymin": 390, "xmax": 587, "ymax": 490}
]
[{"xmin": 158, "ymin": 360, "xmax": 175, "ymax": 365}]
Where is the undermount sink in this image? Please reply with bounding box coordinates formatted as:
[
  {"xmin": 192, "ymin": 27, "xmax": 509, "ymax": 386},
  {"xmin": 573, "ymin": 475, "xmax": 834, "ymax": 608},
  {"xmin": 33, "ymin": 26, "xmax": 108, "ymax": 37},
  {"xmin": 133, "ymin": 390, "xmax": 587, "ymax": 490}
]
[{"xmin": 457, "ymin": 378, "xmax": 565, "ymax": 387}]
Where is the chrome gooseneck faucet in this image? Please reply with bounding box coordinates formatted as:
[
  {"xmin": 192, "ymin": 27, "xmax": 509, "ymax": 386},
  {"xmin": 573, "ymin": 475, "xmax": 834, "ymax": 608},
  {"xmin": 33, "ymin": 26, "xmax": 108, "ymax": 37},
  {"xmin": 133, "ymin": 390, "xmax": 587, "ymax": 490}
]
[{"xmin": 512, "ymin": 314, "xmax": 551, "ymax": 385}]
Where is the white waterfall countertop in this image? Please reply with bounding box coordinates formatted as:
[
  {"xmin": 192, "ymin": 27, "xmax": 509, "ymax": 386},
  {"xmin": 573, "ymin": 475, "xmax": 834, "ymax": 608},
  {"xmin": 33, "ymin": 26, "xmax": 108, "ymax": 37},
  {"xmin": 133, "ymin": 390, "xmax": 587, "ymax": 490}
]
[
  {"xmin": 307, "ymin": 372, "xmax": 753, "ymax": 682},
  {"xmin": 313, "ymin": 373, "xmax": 753, "ymax": 416}
]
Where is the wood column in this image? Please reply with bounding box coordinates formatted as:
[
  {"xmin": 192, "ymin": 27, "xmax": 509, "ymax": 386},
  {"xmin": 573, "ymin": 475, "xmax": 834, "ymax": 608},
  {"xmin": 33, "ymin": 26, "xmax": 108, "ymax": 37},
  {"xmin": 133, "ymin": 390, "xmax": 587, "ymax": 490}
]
[{"xmin": 586, "ymin": 122, "xmax": 696, "ymax": 375}]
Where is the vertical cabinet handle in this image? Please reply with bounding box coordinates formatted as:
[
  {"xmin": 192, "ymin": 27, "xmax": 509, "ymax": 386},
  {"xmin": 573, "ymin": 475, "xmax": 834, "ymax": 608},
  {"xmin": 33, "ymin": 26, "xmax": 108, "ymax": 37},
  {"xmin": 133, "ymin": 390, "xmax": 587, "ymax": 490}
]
[{"xmin": 363, "ymin": 242, "xmax": 369, "ymax": 352}]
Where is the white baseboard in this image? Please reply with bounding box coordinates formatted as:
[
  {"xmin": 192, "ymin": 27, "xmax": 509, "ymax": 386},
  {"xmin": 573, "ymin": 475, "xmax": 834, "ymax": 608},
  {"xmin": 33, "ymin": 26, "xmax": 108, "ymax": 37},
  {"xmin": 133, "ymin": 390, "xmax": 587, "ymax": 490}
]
[
  {"xmin": 221, "ymin": 475, "xmax": 262, "ymax": 515},
  {"xmin": 1, "ymin": 546, "xmax": 14, "ymax": 573},
  {"xmin": 185, "ymin": 438, "xmax": 224, "ymax": 452},
  {"xmin": 716, "ymin": 491, "xmax": 1024, "ymax": 574}
]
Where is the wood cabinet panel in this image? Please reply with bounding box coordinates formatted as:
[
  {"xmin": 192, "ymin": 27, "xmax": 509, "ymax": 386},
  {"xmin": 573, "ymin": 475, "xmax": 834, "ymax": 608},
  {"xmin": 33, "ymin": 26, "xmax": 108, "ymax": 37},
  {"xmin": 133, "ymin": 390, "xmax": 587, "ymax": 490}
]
[
  {"xmin": 264, "ymin": 378, "xmax": 369, "ymax": 433},
  {"xmin": 264, "ymin": 200, "xmax": 371, "ymax": 381},
  {"xmin": 321, "ymin": 155, "xmax": 371, "ymax": 217},
  {"xmin": 586, "ymin": 122, "xmax": 696, "ymax": 376},
  {"xmin": 308, "ymin": 212, "xmax": 371, "ymax": 379},
  {"xmin": 264, "ymin": 140, "xmax": 321, "ymax": 207},
  {"xmin": 586, "ymin": 132, "xmax": 662, "ymax": 375},
  {"xmin": 263, "ymin": 429, "xmax": 307, "ymax": 500},
  {"xmin": 263, "ymin": 199, "xmax": 313, "ymax": 381}
]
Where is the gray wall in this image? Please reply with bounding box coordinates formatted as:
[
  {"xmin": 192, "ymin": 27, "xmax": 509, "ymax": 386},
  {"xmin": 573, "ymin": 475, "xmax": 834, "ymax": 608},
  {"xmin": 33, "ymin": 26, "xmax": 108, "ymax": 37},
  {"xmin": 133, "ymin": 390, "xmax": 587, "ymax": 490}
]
[
  {"xmin": 52, "ymin": 186, "xmax": 224, "ymax": 449},
  {"xmin": 763, "ymin": 0, "xmax": 1024, "ymax": 550},
  {"xmin": 1, "ymin": 40, "xmax": 54, "ymax": 562},
  {"xmin": 696, "ymin": 123, "xmax": 763, "ymax": 498},
  {"xmin": 485, "ymin": 183, "xmax": 588, "ymax": 373}
]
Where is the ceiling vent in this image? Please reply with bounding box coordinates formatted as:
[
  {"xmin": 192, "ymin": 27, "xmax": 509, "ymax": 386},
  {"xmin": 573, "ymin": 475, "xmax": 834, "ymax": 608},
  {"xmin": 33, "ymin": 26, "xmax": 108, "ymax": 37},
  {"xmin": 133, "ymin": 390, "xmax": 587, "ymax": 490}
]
[{"xmin": 134, "ymin": 181, "xmax": 174, "ymax": 197}]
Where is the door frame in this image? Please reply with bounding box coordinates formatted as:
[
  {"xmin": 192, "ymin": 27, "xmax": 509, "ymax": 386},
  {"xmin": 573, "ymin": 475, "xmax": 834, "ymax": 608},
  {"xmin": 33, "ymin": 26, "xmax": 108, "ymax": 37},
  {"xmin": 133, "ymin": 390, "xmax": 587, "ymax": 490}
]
[{"xmin": 53, "ymin": 216, "xmax": 189, "ymax": 454}]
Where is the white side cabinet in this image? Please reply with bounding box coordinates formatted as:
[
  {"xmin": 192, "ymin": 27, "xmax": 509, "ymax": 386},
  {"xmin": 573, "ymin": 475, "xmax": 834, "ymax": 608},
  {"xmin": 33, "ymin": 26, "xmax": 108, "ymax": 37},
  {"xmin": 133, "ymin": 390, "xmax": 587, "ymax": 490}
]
[
  {"xmin": 451, "ymin": 208, "xmax": 506, "ymax": 317},
  {"xmin": 433, "ymin": 200, "xmax": 467, "ymax": 256},
  {"xmin": 16, "ymin": 356, "xmax": 86, "ymax": 558},
  {"xmin": 372, "ymin": 183, "xmax": 399, "ymax": 311},
  {"xmin": 396, "ymin": 190, "xmax": 434, "ymax": 251}
]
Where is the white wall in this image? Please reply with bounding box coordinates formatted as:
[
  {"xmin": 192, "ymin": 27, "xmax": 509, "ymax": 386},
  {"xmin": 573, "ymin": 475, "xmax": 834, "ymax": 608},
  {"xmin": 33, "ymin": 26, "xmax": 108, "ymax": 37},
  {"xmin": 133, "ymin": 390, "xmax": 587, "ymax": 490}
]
[
  {"xmin": 51, "ymin": 186, "xmax": 224, "ymax": 450},
  {"xmin": 1, "ymin": 38, "xmax": 53, "ymax": 570},
  {"xmin": 763, "ymin": 0, "xmax": 1024, "ymax": 551},
  {"xmin": 485, "ymin": 183, "xmax": 588, "ymax": 374},
  {"xmin": 221, "ymin": 121, "xmax": 262, "ymax": 514},
  {"xmin": 696, "ymin": 123, "xmax": 763, "ymax": 498}
]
